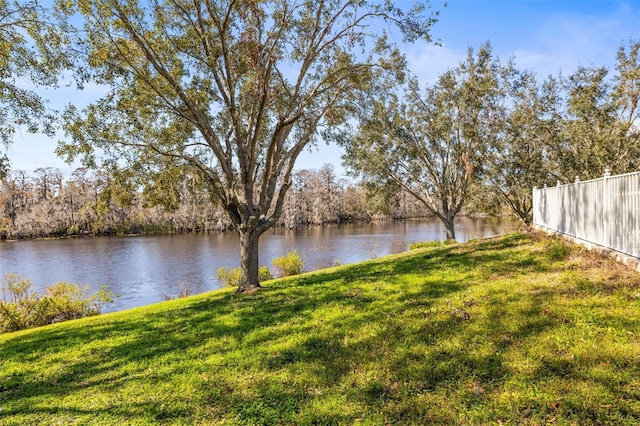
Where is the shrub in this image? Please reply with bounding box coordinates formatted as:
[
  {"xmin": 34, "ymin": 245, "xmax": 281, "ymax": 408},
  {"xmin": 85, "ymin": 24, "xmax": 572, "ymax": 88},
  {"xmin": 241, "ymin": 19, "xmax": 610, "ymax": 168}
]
[
  {"xmin": 217, "ymin": 266, "xmax": 273, "ymax": 287},
  {"xmin": 410, "ymin": 239, "xmax": 457, "ymax": 250},
  {"xmin": 271, "ymin": 250, "xmax": 304, "ymax": 278},
  {"xmin": 409, "ymin": 240, "xmax": 443, "ymax": 250},
  {"xmin": 217, "ymin": 251, "xmax": 304, "ymax": 288},
  {"xmin": 162, "ymin": 281, "xmax": 193, "ymax": 301},
  {"xmin": 546, "ymin": 239, "xmax": 572, "ymax": 261},
  {"xmin": 0, "ymin": 274, "xmax": 115, "ymax": 334},
  {"xmin": 216, "ymin": 266, "xmax": 241, "ymax": 287}
]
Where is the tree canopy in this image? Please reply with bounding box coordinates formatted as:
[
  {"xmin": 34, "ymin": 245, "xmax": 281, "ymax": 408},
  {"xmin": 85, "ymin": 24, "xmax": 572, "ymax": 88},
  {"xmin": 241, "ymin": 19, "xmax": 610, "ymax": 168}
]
[
  {"xmin": 341, "ymin": 43, "xmax": 507, "ymax": 240},
  {"xmin": 342, "ymin": 38, "xmax": 640, "ymax": 228},
  {"xmin": 0, "ymin": 0, "xmax": 70, "ymax": 168},
  {"xmin": 54, "ymin": 0, "xmax": 438, "ymax": 291},
  {"xmin": 489, "ymin": 40, "xmax": 640, "ymax": 223}
]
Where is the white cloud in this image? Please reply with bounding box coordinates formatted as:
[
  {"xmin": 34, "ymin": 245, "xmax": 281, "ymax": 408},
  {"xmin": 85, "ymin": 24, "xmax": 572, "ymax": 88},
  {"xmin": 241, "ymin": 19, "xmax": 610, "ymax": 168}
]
[
  {"xmin": 509, "ymin": 2, "xmax": 640, "ymax": 77},
  {"xmin": 406, "ymin": 42, "xmax": 466, "ymax": 84},
  {"xmin": 406, "ymin": 1, "xmax": 640, "ymax": 83}
]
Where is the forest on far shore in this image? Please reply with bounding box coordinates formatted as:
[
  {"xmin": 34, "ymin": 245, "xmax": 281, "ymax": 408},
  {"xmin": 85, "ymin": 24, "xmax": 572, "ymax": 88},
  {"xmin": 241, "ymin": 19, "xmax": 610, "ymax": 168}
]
[{"xmin": 1, "ymin": 163, "xmax": 468, "ymax": 240}]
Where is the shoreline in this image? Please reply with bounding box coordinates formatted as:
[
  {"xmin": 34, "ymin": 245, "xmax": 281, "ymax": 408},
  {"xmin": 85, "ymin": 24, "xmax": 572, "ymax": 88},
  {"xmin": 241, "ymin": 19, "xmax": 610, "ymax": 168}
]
[{"xmin": 1, "ymin": 213, "xmax": 508, "ymax": 243}]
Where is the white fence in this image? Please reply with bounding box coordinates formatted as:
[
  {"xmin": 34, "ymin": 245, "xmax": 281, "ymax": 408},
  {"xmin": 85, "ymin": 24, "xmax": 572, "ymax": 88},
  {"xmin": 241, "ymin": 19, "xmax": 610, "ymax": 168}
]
[{"xmin": 532, "ymin": 170, "xmax": 640, "ymax": 258}]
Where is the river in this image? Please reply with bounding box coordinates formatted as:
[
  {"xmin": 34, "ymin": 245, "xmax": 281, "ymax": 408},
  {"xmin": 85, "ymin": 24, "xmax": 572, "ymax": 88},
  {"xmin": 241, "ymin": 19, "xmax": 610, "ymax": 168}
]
[{"xmin": 0, "ymin": 217, "xmax": 518, "ymax": 312}]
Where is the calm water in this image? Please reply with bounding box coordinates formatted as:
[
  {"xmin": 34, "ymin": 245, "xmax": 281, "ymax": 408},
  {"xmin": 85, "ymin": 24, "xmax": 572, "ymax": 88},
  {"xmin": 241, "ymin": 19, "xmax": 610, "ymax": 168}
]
[{"xmin": 1, "ymin": 217, "xmax": 517, "ymax": 312}]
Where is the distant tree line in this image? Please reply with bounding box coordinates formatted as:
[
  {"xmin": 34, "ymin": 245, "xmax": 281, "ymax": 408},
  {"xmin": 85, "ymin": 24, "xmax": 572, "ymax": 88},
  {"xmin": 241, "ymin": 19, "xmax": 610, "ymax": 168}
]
[{"xmin": 0, "ymin": 163, "xmax": 428, "ymax": 240}]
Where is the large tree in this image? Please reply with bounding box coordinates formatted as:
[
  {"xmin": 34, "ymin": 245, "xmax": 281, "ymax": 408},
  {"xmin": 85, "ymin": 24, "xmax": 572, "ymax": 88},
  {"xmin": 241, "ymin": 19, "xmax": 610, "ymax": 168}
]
[
  {"xmin": 0, "ymin": 0, "xmax": 69, "ymax": 151},
  {"xmin": 488, "ymin": 72, "xmax": 562, "ymax": 224},
  {"xmin": 0, "ymin": 0, "xmax": 70, "ymax": 234},
  {"xmin": 552, "ymin": 41, "xmax": 640, "ymax": 182},
  {"xmin": 341, "ymin": 43, "xmax": 506, "ymax": 240},
  {"xmin": 54, "ymin": 0, "xmax": 437, "ymax": 292},
  {"xmin": 488, "ymin": 40, "xmax": 640, "ymax": 224}
]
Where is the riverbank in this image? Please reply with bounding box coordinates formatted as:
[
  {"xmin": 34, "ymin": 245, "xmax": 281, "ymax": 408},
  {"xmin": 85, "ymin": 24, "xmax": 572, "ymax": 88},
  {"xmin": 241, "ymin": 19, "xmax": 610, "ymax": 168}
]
[
  {"xmin": 2, "ymin": 232, "xmax": 639, "ymax": 424},
  {"xmin": 2, "ymin": 217, "xmax": 516, "ymax": 312},
  {"xmin": 1, "ymin": 213, "xmax": 489, "ymax": 243}
]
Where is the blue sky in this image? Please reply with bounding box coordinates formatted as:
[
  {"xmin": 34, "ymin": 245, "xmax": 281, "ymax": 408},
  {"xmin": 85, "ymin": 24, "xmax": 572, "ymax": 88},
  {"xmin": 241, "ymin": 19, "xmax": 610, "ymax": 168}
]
[{"xmin": 7, "ymin": 0, "xmax": 640, "ymax": 176}]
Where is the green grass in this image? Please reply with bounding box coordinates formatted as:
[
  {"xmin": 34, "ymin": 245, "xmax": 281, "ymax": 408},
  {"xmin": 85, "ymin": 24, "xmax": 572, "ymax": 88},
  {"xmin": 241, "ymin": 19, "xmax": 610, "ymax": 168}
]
[{"xmin": 1, "ymin": 232, "xmax": 639, "ymax": 425}]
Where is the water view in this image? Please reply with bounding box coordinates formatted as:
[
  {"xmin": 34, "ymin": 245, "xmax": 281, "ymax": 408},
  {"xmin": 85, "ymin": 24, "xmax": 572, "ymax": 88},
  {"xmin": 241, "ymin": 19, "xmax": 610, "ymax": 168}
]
[{"xmin": 1, "ymin": 217, "xmax": 518, "ymax": 312}]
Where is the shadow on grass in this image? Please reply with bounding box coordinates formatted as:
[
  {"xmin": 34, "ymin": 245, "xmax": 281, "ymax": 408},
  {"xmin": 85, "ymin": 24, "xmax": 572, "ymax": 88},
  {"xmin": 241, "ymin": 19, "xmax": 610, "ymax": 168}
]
[
  {"xmin": 2, "ymin": 232, "xmax": 639, "ymax": 424},
  {"xmin": 1, "ymin": 250, "xmax": 470, "ymax": 423}
]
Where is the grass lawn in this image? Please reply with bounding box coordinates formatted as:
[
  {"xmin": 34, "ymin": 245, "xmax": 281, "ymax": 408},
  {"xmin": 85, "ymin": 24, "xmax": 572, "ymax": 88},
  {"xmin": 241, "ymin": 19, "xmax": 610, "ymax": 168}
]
[{"xmin": 1, "ymin": 231, "xmax": 639, "ymax": 425}]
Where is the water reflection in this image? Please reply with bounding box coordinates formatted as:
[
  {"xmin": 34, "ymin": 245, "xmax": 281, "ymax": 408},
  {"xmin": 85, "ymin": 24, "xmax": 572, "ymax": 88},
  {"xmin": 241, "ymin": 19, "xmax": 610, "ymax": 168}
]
[{"xmin": 0, "ymin": 217, "xmax": 517, "ymax": 312}]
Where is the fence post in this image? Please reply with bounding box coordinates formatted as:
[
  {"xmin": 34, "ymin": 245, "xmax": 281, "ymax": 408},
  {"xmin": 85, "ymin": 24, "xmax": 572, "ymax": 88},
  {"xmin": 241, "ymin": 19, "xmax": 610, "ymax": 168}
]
[
  {"xmin": 574, "ymin": 177, "xmax": 580, "ymax": 238},
  {"xmin": 532, "ymin": 186, "xmax": 537, "ymax": 226},
  {"xmin": 557, "ymin": 180, "xmax": 562, "ymax": 233},
  {"xmin": 603, "ymin": 169, "xmax": 611, "ymax": 249}
]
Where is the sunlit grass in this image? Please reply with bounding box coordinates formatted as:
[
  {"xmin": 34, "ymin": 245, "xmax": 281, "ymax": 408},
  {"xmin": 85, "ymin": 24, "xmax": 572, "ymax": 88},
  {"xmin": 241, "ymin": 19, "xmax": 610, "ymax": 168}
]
[{"xmin": 1, "ymin": 231, "xmax": 639, "ymax": 424}]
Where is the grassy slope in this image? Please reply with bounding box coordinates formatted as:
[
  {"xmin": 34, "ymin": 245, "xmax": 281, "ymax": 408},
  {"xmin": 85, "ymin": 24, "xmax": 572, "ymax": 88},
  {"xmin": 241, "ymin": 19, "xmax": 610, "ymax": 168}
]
[{"xmin": 1, "ymin": 232, "xmax": 639, "ymax": 425}]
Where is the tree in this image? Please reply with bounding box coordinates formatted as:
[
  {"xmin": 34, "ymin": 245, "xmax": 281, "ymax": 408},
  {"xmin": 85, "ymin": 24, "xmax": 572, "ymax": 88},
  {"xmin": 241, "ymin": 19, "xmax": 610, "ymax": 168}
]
[
  {"xmin": 54, "ymin": 0, "xmax": 438, "ymax": 292},
  {"xmin": 341, "ymin": 43, "xmax": 506, "ymax": 240},
  {"xmin": 0, "ymin": 0, "xmax": 69, "ymax": 150},
  {"xmin": 552, "ymin": 66, "xmax": 619, "ymax": 181},
  {"xmin": 313, "ymin": 163, "xmax": 340, "ymax": 224},
  {"xmin": 538, "ymin": 40, "xmax": 640, "ymax": 184},
  {"xmin": 608, "ymin": 40, "xmax": 640, "ymax": 173},
  {"xmin": 280, "ymin": 165, "xmax": 343, "ymax": 228},
  {"xmin": 488, "ymin": 72, "xmax": 562, "ymax": 224},
  {"xmin": 489, "ymin": 39, "xmax": 640, "ymax": 224}
]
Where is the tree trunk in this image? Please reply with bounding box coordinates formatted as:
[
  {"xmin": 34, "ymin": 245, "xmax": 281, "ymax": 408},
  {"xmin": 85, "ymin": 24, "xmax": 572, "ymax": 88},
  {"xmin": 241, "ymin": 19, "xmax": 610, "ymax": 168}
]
[
  {"xmin": 443, "ymin": 218, "xmax": 456, "ymax": 241},
  {"xmin": 237, "ymin": 228, "xmax": 262, "ymax": 293},
  {"xmin": 441, "ymin": 201, "xmax": 457, "ymax": 241}
]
